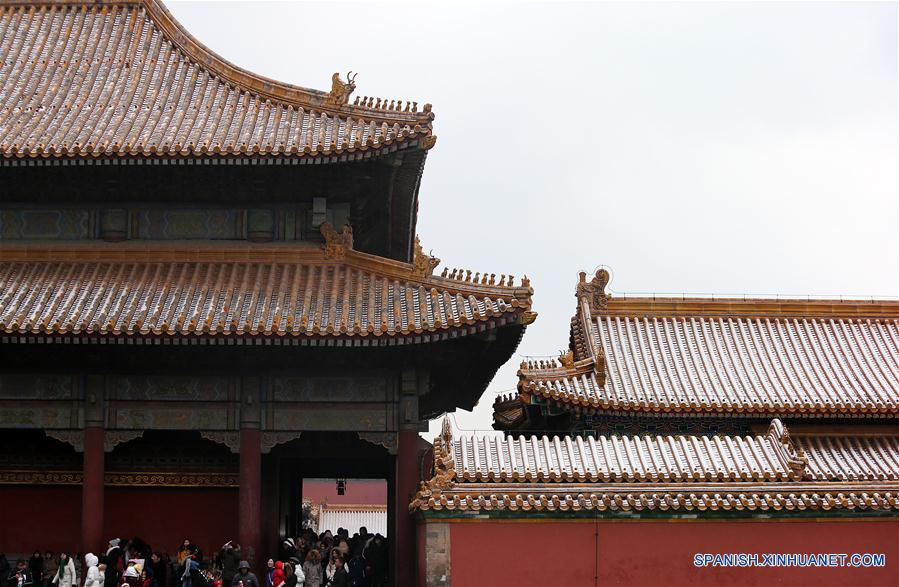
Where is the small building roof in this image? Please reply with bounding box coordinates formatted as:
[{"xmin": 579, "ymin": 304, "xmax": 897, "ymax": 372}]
[
  {"xmin": 0, "ymin": 0, "xmax": 434, "ymax": 161},
  {"xmin": 0, "ymin": 236, "xmax": 533, "ymax": 343},
  {"xmin": 411, "ymin": 417, "xmax": 899, "ymax": 514},
  {"xmin": 508, "ymin": 269, "xmax": 899, "ymax": 423}
]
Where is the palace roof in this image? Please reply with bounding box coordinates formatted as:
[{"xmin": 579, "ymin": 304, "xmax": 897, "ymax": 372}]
[
  {"xmin": 0, "ymin": 238, "xmax": 534, "ymax": 343},
  {"xmin": 0, "ymin": 0, "xmax": 434, "ymax": 161},
  {"xmin": 504, "ymin": 269, "xmax": 899, "ymax": 423},
  {"xmin": 411, "ymin": 418, "xmax": 899, "ymax": 514}
]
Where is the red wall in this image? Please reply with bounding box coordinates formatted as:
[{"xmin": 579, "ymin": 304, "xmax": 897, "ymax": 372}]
[
  {"xmin": 0, "ymin": 485, "xmax": 238, "ymax": 557},
  {"xmin": 1, "ymin": 485, "xmax": 82, "ymax": 555},
  {"xmin": 448, "ymin": 519, "xmax": 899, "ymax": 587},
  {"xmin": 104, "ymin": 487, "xmax": 238, "ymax": 556}
]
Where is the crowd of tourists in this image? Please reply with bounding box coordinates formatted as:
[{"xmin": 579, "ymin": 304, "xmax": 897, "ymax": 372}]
[{"xmin": 0, "ymin": 528, "xmax": 387, "ymax": 587}]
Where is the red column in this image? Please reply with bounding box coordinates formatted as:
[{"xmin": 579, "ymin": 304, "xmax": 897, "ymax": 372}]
[
  {"xmin": 395, "ymin": 430, "xmax": 419, "ymax": 586},
  {"xmin": 239, "ymin": 428, "xmax": 262, "ymax": 566},
  {"xmin": 81, "ymin": 427, "xmax": 105, "ymax": 553}
]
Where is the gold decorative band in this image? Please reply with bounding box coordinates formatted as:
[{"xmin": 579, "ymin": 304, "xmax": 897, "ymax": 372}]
[{"xmin": 0, "ymin": 470, "xmax": 238, "ymax": 488}]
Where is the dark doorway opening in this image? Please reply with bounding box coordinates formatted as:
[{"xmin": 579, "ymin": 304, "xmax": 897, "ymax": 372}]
[{"xmin": 263, "ymin": 432, "xmax": 393, "ymax": 585}]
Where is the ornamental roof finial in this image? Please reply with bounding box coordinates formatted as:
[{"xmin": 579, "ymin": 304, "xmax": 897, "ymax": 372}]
[
  {"xmin": 327, "ymin": 71, "xmax": 357, "ymax": 106},
  {"xmin": 411, "ymin": 236, "xmax": 441, "ymax": 277},
  {"xmin": 576, "ymin": 267, "xmax": 612, "ymax": 312},
  {"xmin": 440, "ymin": 415, "xmax": 453, "ymax": 448},
  {"xmin": 320, "ymin": 222, "xmax": 353, "ymax": 259}
]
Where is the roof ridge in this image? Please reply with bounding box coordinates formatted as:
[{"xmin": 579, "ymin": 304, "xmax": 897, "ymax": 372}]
[{"xmin": 574, "ymin": 269, "xmax": 899, "ymax": 319}]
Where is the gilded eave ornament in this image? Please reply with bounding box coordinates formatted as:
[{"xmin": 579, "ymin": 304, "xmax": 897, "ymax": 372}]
[
  {"xmin": 418, "ymin": 416, "xmax": 457, "ymax": 496},
  {"xmin": 768, "ymin": 418, "xmax": 809, "ymax": 478},
  {"xmin": 411, "ymin": 236, "xmax": 441, "ymax": 277},
  {"xmin": 577, "ymin": 268, "xmax": 611, "ymax": 312},
  {"xmin": 327, "ymin": 71, "xmax": 358, "ymax": 106},
  {"xmin": 320, "ymin": 222, "xmax": 354, "ymax": 259}
]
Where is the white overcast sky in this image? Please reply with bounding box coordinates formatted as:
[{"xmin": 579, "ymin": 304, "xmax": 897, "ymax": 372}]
[{"xmin": 167, "ymin": 1, "xmax": 898, "ymax": 437}]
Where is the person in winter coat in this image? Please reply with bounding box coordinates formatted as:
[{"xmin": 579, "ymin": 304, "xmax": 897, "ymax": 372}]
[
  {"xmin": 327, "ymin": 559, "xmax": 348, "ymax": 587},
  {"xmin": 27, "ymin": 554, "xmax": 42, "ymax": 587},
  {"xmin": 281, "ymin": 564, "xmax": 301, "ymax": 587},
  {"xmin": 262, "ymin": 561, "xmax": 274, "ymax": 587},
  {"xmin": 217, "ymin": 544, "xmax": 239, "ymax": 587},
  {"xmin": 229, "ymin": 562, "xmax": 257, "ymax": 587},
  {"xmin": 139, "ymin": 569, "xmax": 155, "ymax": 587},
  {"xmin": 83, "ymin": 554, "xmax": 104, "ymax": 587},
  {"xmin": 9, "ymin": 560, "xmax": 33, "ymax": 587},
  {"xmin": 51, "ymin": 555, "xmax": 76, "ymax": 587},
  {"xmin": 104, "ymin": 540, "xmax": 123, "ymax": 587},
  {"xmin": 300, "ymin": 551, "xmax": 321, "ymax": 587},
  {"xmin": 148, "ymin": 554, "xmax": 166, "ymax": 587},
  {"xmin": 0, "ymin": 554, "xmax": 11, "ymax": 587},
  {"xmin": 41, "ymin": 553, "xmax": 57, "ymax": 587},
  {"xmin": 322, "ymin": 549, "xmax": 340, "ymax": 587},
  {"xmin": 270, "ymin": 563, "xmax": 284, "ymax": 587}
]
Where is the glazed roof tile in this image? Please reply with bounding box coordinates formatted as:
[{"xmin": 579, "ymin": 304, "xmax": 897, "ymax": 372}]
[
  {"xmin": 449, "ymin": 418, "xmax": 808, "ymax": 484},
  {"xmin": 0, "ymin": 0, "xmax": 434, "ymax": 160},
  {"xmin": 514, "ymin": 270, "xmax": 899, "ymax": 419},
  {"xmin": 0, "ymin": 243, "xmax": 533, "ymax": 341},
  {"xmin": 796, "ymin": 434, "xmax": 899, "ymax": 482},
  {"xmin": 411, "ymin": 418, "xmax": 899, "ymax": 514}
]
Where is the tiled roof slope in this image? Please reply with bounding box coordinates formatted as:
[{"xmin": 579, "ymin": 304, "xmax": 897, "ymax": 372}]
[
  {"xmin": 0, "ymin": 242, "xmax": 533, "ymax": 342},
  {"xmin": 514, "ymin": 269, "xmax": 899, "ymax": 419},
  {"xmin": 411, "ymin": 418, "xmax": 899, "ymax": 513},
  {"xmin": 0, "ymin": 0, "xmax": 434, "ymax": 160}
]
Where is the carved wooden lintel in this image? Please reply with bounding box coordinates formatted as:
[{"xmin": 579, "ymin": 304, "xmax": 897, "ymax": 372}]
[
  {"xmin": 261, "ymin": 431, "xmax": 302, "ymax": 454},
  {"xmin": 45, "ymin": 430, "xmax": 84, "ymax": 452},
  {"xmin": 357, "ymin": 432, "xmax": 397, "ymax": 454},
  {"xmin": 199, "ymin": 431, "xmax": 241, "ymax": 453}
]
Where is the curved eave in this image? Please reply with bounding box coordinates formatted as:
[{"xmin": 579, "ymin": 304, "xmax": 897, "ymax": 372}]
[
  {"xmin": 519, "ymin": 382, "xmax": 899, "ymax": 419},
  {"xmin": 0, "ymin": 134, "xmax": 432, "ymax": 161},
  {"xmin": 413, "ymin": 483, "xmax": 899, "ymax": 514},
  {"xmin": 0, "ymin": 315, "xmax": 527, "ymax": 345},
  {"xmin": 0, "ymin": 242, "xmax": 533, "ymax": 343}
]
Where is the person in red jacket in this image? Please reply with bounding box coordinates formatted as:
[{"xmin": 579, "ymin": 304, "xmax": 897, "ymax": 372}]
[{"xmin": 270, "ymin": 562, "xmax": 284, "ymax": 587}]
